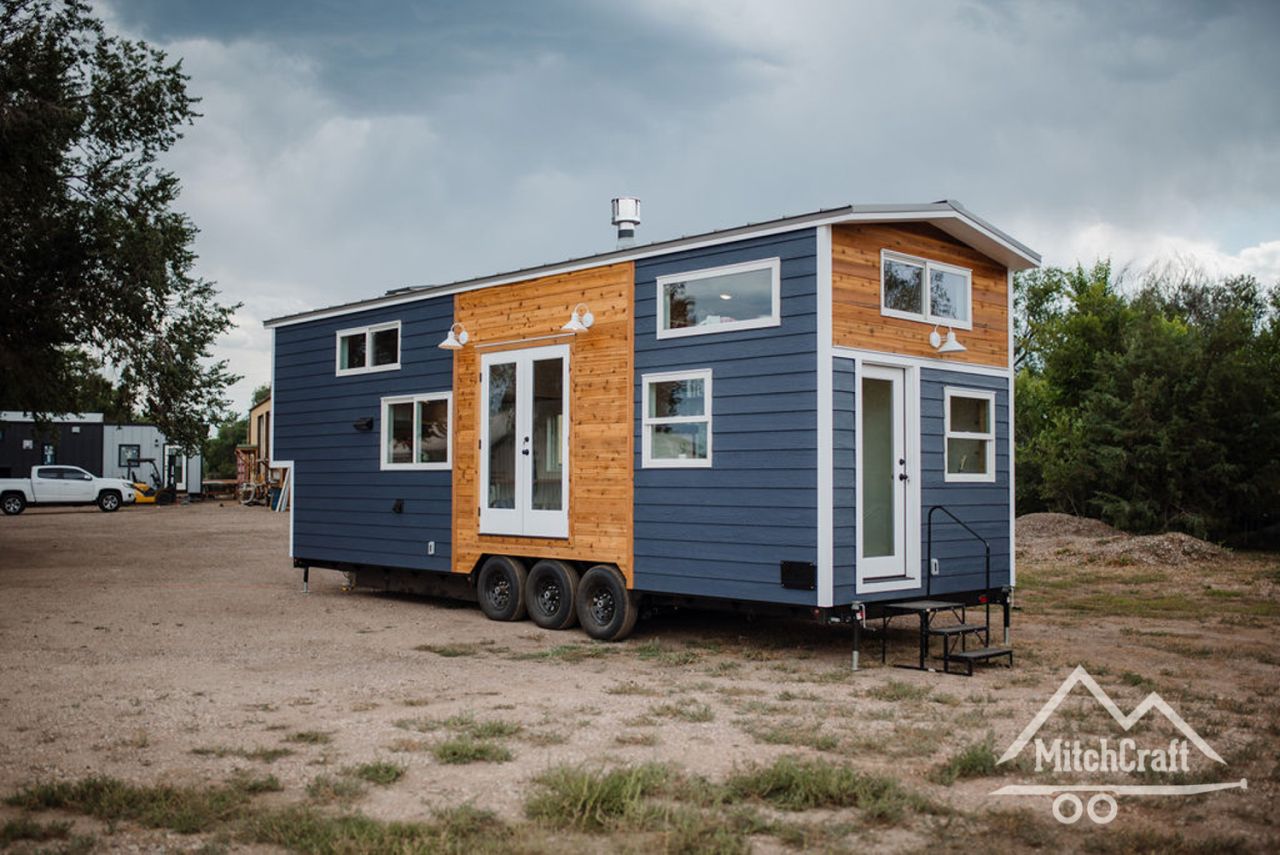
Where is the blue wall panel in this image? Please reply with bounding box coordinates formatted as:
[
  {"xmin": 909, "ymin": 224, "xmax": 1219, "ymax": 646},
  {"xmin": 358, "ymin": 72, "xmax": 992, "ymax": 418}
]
[
  {"xmin": 633, "ymin": 229, "xmax": 819, "ymax": 605},
  {"xmin": 832, "ymin": 358, "xmax": 857, "ymax": 603},
  {"xmin": 274, "ymin": 298, "xmax": 456, "ymax": 572}
]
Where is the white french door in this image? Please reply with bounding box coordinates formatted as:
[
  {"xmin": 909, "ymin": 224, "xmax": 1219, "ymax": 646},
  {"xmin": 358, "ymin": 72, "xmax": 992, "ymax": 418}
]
[
  {"xmin": 857, "ymin": 363, "xmax": 919, "ymax": 589},
  {"xmin": 479, "ymin": 344, "xmax": 570, "ymax": 538}
]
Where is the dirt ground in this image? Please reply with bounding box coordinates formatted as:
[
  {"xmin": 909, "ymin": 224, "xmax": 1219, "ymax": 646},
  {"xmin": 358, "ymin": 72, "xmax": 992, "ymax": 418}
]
[{"xmin": 0, "ymin": 504, "xmax": 1277, "ymax": 853}]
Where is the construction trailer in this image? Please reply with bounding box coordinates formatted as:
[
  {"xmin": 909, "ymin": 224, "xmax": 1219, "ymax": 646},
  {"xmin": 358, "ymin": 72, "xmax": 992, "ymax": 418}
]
[{"xmin": 266, "ymin": 201, "xmax": 1038, "ymax": 670}]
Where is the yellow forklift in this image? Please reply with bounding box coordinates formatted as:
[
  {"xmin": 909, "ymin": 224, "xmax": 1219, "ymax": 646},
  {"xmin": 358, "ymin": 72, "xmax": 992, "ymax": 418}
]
[{"xmin": 126, "ymin": 458, "xmax": 177, "ymax": 505}]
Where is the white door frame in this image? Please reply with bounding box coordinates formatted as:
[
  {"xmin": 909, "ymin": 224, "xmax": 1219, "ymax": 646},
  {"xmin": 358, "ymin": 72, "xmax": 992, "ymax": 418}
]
[
  {"xmin": 855, "ymin": 358, "xmax": 921, "ymax": 594},
  {"xmin": 479, "ymin": 343, "xmax": 570, "ymax": 539}
]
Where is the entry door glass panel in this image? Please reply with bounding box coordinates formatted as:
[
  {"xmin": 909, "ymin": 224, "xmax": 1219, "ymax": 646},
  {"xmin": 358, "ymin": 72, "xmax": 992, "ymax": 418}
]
[
  {"xmin": 859, "ymin": 365, "xmax": 907, "ymax": 578},
  {"xmin": 487, "ymin": 361, "xmax": 517, "ymax": 510},
  {"xmin": 480, "ymin": 345, "xmax": 569, "ymax": 538},
  {"xmin": 531, "ymin": 357, "xmax": 564, "ymax": 512}
]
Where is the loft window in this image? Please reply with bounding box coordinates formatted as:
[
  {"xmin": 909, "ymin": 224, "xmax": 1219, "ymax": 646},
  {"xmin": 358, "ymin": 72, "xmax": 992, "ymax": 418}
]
[
  {"xmin": 336, "ymin": 321, "xmax": 401, "ymax": 375},
  {"xmin": 381, "ymin": 392, "xmax": 452, "ymax": 470},
  {"xmin": 944, "ymin": 388, "xmax": 995, "ymax": 482},
  {"xmin": 656, "ymin": 258, "xmax": 780, "ymax": 339},
  {"xmin": 642, "ymin": 369, "xmax": 712, "ymax": 467},
  {"xmin": 881, "ymin": 251, "xmax": 972, "ymax": 329},
  {"xmin": 118, "ymin": 444, "xmax": 141, "ymax": 468}
]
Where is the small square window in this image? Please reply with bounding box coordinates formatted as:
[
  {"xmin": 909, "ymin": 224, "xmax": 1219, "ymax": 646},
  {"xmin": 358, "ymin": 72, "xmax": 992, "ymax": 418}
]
[
  {"xmin": 118, "ymin": 444, "xmax": 141, "ymax": 468},
  {"xmin": 336, "ymin": 322, "xmax": 401, "ymax": 376},
  {"xmin": 642, "ymin": 370, "xmax": 712, "ymax": 467},
  {"xmin": 381, "ymin": 392, "xmax": 451, "ymax": 470},
  {"xmin": 944, "ymin": 389, "xmax": 995, "ymax": 482},
  {"xmin": 657, "ymin": 259, "xmax": 780, "ymax": 339}
]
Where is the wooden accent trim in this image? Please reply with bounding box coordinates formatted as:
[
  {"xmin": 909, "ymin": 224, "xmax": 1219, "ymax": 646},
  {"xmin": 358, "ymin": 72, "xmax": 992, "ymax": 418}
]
[
  {"xmin": 451, "ymin": 262, "xmax": 635, "ymax": 584},
  {"xmin": 832, "ymin": 223, "xmax": 1009, "ymax": 367}
]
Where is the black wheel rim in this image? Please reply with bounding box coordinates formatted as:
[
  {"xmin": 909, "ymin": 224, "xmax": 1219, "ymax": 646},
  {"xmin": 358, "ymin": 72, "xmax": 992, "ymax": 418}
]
[
  {"xmin": 535, "ymin": 578, "xmax": 561, "ymax": 616},
  {"xmin": 487, "ymin": 574, "xmax": 511, "ymax": 610},
  {"xmin": 588, "ymin": 584, "xmax": 615, "ymax": 625}
]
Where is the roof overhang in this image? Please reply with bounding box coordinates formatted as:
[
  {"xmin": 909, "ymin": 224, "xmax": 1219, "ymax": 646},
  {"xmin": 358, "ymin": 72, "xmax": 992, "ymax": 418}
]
[{"xmin": 264, "ymin": 200, "xmax": 1040, "ymax": 329}]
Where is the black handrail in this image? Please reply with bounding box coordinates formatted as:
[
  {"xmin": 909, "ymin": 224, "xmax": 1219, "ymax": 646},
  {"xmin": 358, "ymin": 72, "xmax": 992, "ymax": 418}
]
[{"xmin": 926, "ymin": 505, "xmax": 992, "ymax": 628}]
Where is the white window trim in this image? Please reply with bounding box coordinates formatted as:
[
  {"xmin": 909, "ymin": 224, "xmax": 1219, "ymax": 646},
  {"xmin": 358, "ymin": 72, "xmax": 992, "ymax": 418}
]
[
  {"xmin": 641, "ymin": 368, "xmax": 713, "ymax": 468},
  {"xmin": 380, "ymin": 391, "xmax": 452, "ymax": 471},
  {"xmin": 655, "ymin": 257, "xmax": 781, "ymax": 340},
  {"xmin": 335, "ymin": 320, "xmax": 402, "ymax": 376},
  {"xmin": 943, "ymin": 387, "xmax": 996, "ymax": 483},
  {"xmin": 880, "ymin": 250, "xmax": 973, "ymax": 331}
]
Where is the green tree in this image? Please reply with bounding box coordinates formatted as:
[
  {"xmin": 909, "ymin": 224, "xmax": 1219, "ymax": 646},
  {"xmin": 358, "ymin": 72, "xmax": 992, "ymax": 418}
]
[{"xmin": 0, "ymin": 0, "xmax": 238, "ymax": 450}]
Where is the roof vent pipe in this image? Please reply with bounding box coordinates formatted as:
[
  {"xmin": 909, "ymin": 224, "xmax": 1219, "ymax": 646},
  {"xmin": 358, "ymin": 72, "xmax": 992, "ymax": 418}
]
[{"xmin": 611, "ymin": 196, "xmax": 640, "ymax": 249}]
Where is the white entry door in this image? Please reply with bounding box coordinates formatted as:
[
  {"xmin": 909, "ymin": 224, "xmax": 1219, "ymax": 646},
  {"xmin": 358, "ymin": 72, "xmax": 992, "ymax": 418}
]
[
  {"xmin": 479, "ymin": 344, "xmax": 570, "ymax": 538},
  {"xmin": 857, "ymin": 363, "xmax": 917, "ymax": 586}
]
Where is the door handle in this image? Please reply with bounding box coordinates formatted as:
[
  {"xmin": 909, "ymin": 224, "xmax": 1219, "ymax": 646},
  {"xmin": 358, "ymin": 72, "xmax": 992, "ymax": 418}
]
[
  {"xmin": 521, "ymin": 436, "xmax": 530, "ymax": 456},
  {"xmin": 898, "ymin": 473, "xmax": 909, "ymax": 481}
]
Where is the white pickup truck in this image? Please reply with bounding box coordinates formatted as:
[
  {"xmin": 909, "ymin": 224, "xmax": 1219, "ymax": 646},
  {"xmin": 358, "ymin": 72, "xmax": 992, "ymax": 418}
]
[{"xmin": 0, "ymin": 466, "xmax": 138, "ymax": 515}]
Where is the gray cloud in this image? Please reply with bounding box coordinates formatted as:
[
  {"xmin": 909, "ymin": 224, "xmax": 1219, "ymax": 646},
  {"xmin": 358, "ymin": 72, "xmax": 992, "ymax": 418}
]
[{"xmin": 103, "ymin": 0, "xmax": 1280, "ymax": 411}]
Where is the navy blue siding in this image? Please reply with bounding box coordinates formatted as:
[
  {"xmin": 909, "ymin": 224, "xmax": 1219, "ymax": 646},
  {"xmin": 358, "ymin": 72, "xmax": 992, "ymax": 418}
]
[
  {"xmin": 633, "ymin": 229, "xmax": 819, "ymax": 605},
  {"xmin": 832, "ymin": 358, "xmax": 857, "ymax": 603},
  {"xmin": 274, "ymin": 298, "xmax": 455, "ymax": 572},
  {"xmin": 841, "ymin": 367, "xmax": 1012, "ymax": 604}
]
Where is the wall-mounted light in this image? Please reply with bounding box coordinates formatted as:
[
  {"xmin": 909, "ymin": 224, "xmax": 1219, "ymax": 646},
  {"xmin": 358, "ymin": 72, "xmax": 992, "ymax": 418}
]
[
  {"xmin": 562, "ymin": 303, "xmax": 595, "ymax": 333},
  {"xmin": 353, "ymin": 417, "xmax": 374, "ymax": 431},
  {"xmin": 438, "ymin": 322, "xmax": 469, "ymax": 350},
  {"xmin": 930, "ymin": 324, "xmax": 966, "ymax": 355}
]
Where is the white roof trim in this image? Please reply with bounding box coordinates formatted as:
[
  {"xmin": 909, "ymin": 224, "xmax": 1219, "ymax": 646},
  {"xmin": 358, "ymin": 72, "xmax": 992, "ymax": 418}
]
[
  {"xmin": 1, "ymin": 411, "xmax": 105, "ymax": 424},
  {"xmin": 264, "ymin": 202, "xmax": 1040, "ymax": 330}
]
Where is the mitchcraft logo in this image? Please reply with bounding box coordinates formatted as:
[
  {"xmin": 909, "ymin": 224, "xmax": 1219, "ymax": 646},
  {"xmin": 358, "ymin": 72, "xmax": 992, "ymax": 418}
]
[{"xmin": 991, "ymin": 666, "xmax": 1247, "ymax": 825}]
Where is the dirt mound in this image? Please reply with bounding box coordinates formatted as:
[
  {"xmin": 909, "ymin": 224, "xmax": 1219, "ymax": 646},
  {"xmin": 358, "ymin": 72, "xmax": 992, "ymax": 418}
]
[{"xmin": 1016, "ymin": 513, "xmax": 1229, "ymax": 566}]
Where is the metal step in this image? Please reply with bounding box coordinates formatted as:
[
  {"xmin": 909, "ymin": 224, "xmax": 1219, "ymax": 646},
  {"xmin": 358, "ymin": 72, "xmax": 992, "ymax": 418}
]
[
  {"xmin": 948, "ymin": 646, "xmax": 1013, "ymax": 661},
  {"xmin": 885, "ymin": 599, "xmax": 963, "ymax": 614},
  {"xmin": 929, "ymin": 623, "xmax": 988, "ymax": 637}
]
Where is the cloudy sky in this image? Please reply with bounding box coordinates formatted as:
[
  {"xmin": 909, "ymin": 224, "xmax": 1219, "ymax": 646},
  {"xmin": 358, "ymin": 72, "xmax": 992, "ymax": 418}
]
[{"xmin": 102, "ymin": 0, "xmax": 1280, "ymax": 412}]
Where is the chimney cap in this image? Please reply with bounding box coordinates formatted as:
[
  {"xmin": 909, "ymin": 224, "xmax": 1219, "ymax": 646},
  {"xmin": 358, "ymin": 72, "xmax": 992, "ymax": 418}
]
[{"xmin": 611, "ymin": 196, "xmax": 641, "ymax": 227}]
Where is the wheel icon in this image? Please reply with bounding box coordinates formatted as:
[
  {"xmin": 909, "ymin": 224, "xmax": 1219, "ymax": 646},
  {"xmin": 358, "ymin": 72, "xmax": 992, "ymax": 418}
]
[
  {"xmin": 1087, "ymin": 793, "xmax": 1118, "ymax": 824},
  {"xmin": 1052, "ymin": 793, "xmax": 1084, "ymax": 824}
]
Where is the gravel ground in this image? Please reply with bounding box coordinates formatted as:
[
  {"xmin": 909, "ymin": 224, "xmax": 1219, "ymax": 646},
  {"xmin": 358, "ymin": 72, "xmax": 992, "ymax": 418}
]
[{"xmin": 0, "ymin": 503, "xmax": 1276, "ymax": 852}]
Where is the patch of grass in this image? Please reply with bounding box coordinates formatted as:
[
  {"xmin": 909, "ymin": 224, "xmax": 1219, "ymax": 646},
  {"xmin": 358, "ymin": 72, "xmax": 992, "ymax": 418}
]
[
  {"xmin": 867, "ymin": 679, "xmax": 931, "ymax": 702},
  {"xmin": 5, "ymin": 776, "xmax": 260, "ymax": 834},
  {"xmin": 191, "ymin": 746, "xmax": 294, "ymax": 763},
  {"xmin": 1120, "ymin": 671, "xmax": 1156, "ymax": 690},
  {"xmin": 604, "ymin": 681, "xmax": 660, "ymax": 696},
  {"xmin": 776, "ymin": 690, "xmax": 819, "ymax": 702},
  {"xmin": 394, "ymin": 713, "xmax": 522, "ymax": 740},
  {"xmin": 723, "ymin": 756, "xmax": 938, "ymax": 820},
  {"xmin": 1, "ymin": 816, "xmax": 72, "ymax": 845},
  {"xmin": 636, "ymin": 640, "xmax": 702, "ymax": 667},
  {"xmin": 523, "ymin": 730, "xmax": 569, "ymax": 747},
  {"xmin": 525, "ymin": 763, "xmax": 673, "ymax": 831},
  {"xmin": 742, "ymin": 720, "xmax": 838, "ymax": 752},
  {"xmin": 511, "ymin": 643, "xmax": 614, "ymax": 662},
  {"xmin": 648, "ymin": 699, "xmax": 714, "ymax": 723},
  {"xmin": 704, "ymin": 661, "xmax": 741, "ymax": 676},
  {"xmin": 387, "ymin": 737, "xmax": 430, "ymax": 752},
  {"xmin": 284, "ymin": 730, "xmax": 332, "ymax": 745},
  {"xmin": 432, "ymin": 736, "xmax": 513, "ymax": 765},
  {"xmin": 1080, "ymin": 828, "xmax": 1249, "ymax": 854},
  {"xmin": 347, "ymin": 761, "xmax": 405, "ymax": 786},
  {"xmin": 930, "ymin": 736, "xmax": 1001, "ymax": 785},
  {"xmin": 614, "ymin": 731, "xmax": 660, "ymax": 747},
  {"xmin": 306, "ymin": 774, "xmax": 364, "ymax": 803},
  {"xmin": 727, "ymin": 752, "xmax": 936, "ymax": 819},
  {"xmin": 243, "ymin": 804, "xmax": 513, "ymax": 854}
]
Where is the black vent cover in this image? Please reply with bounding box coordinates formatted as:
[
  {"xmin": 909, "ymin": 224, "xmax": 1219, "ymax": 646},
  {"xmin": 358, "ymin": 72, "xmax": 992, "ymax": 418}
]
[{"xmin": 780, "ymin": 560, "xmax": 816, "ymax": 591}]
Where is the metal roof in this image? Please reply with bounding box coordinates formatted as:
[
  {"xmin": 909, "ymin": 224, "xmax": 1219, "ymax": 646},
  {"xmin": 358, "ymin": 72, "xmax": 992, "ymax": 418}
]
[{"xmin": 264, "ymin": 200, "xmax": 1040, "ymax": 329}]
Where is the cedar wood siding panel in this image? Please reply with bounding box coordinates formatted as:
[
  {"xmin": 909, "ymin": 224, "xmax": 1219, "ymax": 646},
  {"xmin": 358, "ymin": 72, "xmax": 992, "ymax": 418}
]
[
  {"xmin": 842, "ymin": 367, "xmax": 1011, "ymax": 604},
  {"xmin": 273, "ymin": 298, "xmax": 455, "ymax": 572},
  {"xmin": 633, "ymin": 230, "xmax": 819, "ymax": 605},
  {"xmin": 832, "ymin": 222, "xmax": 1009, "ymax": 367}
]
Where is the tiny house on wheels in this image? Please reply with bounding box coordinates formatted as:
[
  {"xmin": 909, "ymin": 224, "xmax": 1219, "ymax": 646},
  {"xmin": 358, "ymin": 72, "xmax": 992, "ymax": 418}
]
[{"xmin": 266, "ymin": 200, "xmax": 1039, "ymax": 671}]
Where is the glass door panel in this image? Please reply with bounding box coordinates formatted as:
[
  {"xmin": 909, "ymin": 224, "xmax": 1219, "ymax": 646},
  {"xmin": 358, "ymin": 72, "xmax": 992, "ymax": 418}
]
[
  {"xmin": 859, "ymin": 364, "xmax": 907, "ymax": 579},
  {"xmin": 531, "ymin": 357, "xmax": 564, "ymax": 511},
  {"xmin": 486, "ymin": 361, "xmax": 517, "ymax": 510}
]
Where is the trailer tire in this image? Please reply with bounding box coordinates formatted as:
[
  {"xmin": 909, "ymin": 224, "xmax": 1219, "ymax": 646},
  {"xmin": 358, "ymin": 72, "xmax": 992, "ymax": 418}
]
[
  {"xmin": 576, "ymin": 564, "xmax": 637, "ymax": 641},
  {"xmin": 526, "ymin": 560, "xmax": 580, "ymax": 630},
  {"xmin": 2, "ymin": 493, "xmax": 26, "ymax": 516},
  {"xmin": 476, "ymin": 556, "xmax": 528, "ymax": 622},
  {"xmin": 97, "ymin": 490, "xmax": 122, "ymax": 512}
]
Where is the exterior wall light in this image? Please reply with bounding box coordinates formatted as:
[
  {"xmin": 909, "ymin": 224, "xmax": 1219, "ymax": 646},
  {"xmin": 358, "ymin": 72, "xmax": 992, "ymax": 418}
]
[
  {"xmin": 562, "ymin": 303, "xmax": 595, "ymax": 333},
  {"xmin": 930, "ymin": 324, "xmax": 967, "ymax": 355},
  {"xmin": 438, "ymin": 322, "xmax": 469, "ymax": 350}
]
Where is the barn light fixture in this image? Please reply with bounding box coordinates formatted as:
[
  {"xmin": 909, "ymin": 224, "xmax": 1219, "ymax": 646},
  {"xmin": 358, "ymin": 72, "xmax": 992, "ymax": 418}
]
[
  {"xmin": 930, "ymin": 324, "xmax": 967, "ymax": 355},
  {"xmin": 561, "ymin": 303, "xmax": 595, "ymax": 333},
  {"xmin": 438, "ymin": 322, "xmax": 469, "ymax": 350}
]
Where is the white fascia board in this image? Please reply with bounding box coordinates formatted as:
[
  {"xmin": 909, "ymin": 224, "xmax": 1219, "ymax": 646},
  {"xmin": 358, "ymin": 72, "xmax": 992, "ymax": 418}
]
[{"xmin": 816, "ymin": 225, "xmax": 834, "ymax": 609}]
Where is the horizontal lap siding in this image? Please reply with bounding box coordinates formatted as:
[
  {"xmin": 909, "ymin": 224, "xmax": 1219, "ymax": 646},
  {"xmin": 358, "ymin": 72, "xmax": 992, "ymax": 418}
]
[
  {"xmin": 634, "ymin": 230, "xmax": 818, "ymax": 605},
  {"xmin": 833, "ymin": 358, "xmax": 857, "ymax": 603},
  {"xmin": 274, "ymin": 299, "xmax": 455, "ymax": 573}
]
